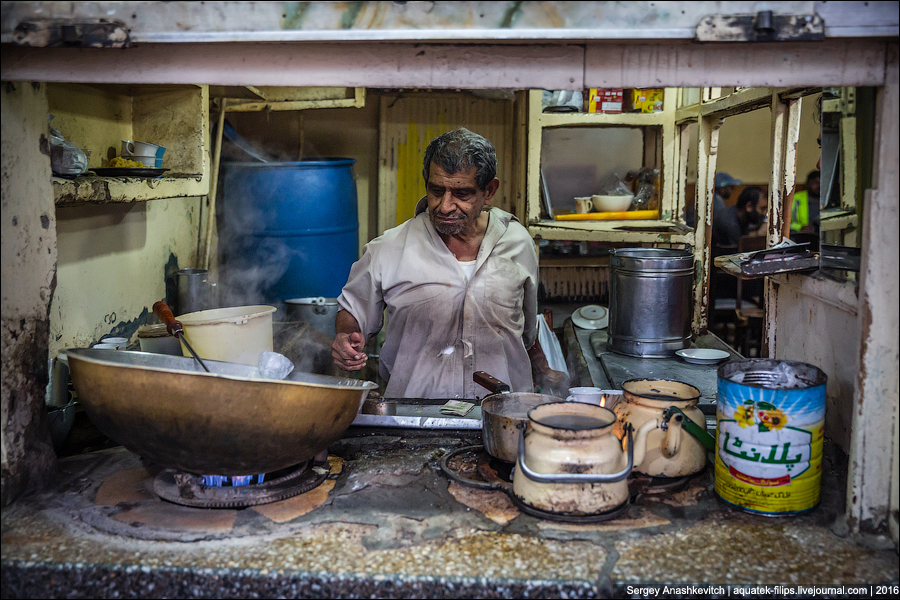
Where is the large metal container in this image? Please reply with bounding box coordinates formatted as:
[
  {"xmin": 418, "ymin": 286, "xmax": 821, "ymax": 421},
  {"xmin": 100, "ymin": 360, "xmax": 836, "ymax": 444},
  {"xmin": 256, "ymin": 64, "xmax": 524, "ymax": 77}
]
[
  {"xmin": 715, "ymin": 359, "xmax": 826, "ymax": 515},
  {"xmin": 607, "ymin": 248, "xmax": 694, "ymax": 358},
  {"xmin": 64, "ymin": 348, "xmax": 376, "ymax": 475},
  {"xmin": 285, "ymin": 297, "xmax": 339, "ymax": 338}
]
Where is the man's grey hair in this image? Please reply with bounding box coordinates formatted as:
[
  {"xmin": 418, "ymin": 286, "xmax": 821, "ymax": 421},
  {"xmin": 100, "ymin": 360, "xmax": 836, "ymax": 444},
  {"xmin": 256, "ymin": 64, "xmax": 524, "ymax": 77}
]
[{"xmin": 422, "ymin": 128, "xmax": 497, "ymax": 191}]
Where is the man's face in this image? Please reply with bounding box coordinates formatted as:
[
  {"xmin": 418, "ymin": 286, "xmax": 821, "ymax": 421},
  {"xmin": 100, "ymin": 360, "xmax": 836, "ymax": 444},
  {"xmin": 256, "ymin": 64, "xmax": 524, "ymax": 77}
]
[
  {"xmin": 807, "ymin": 176, "xmax": 821, "ymax": 198},
  {"xmin": 756, "ymin": 196, "xmax": 768, "ymax": 219},
  {"xmin": 425, "ymin": 164, "xmax": 497, "ymax": 236}
]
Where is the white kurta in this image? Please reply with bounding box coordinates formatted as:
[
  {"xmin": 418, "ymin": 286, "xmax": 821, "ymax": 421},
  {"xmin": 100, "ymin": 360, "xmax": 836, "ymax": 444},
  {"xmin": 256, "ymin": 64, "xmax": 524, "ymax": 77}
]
[{"xmin": 337, "ymin": 204, "xmax": 538, "ymax": 399}]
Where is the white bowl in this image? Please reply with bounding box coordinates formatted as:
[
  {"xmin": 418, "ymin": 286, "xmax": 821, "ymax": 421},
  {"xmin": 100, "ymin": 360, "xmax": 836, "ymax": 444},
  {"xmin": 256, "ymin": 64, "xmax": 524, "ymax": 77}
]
[{"xmin": 592, "ymin": 194, "xmax": 634, "ymax": 212}]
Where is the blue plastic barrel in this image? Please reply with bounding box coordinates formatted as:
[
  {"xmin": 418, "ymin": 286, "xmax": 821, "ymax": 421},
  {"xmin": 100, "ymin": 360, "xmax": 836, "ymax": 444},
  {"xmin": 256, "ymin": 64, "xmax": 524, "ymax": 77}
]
[{"xmin": 220, "ymin": 160, "xmax": 358, "ymax": 303}]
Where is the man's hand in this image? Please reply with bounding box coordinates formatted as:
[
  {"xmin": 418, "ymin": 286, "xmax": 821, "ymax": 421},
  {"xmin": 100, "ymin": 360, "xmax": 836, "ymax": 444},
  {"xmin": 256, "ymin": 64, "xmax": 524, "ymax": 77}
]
[
  {"xmin": 332, "ymin": 331, "xmax": 368, "ymax": 371},
  {"xmin": 332, "ymin": 309, "xmax": 368, "ymax": 371},
  {"xmin": 527, "ymin": 338, "xmax": 571, "ymax": 397},
  {"xmin": 535, "ymin": 369, "xmax": 571, "ymax": 398}
]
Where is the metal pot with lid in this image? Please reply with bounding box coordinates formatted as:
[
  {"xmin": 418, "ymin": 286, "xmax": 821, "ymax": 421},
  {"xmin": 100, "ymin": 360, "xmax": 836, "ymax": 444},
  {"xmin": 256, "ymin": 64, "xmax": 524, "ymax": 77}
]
[
  {"xmin": 607, "ymin": 247, "xmax": 694, "ymax": 358},
  {"xmin": 285, "ymin": 297, "xmax": 339, "ymax": 338}
]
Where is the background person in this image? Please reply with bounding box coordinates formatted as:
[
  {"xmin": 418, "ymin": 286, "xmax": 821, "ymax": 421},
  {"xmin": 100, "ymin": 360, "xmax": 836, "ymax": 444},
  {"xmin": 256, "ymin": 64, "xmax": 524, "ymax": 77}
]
[
  {"xmin": 710, "ymin": 172, "xmax": 744, "ymax": 254},
  {"xmin": 791, "ymin": 170, "xmax": 821, "ymax": 234}
]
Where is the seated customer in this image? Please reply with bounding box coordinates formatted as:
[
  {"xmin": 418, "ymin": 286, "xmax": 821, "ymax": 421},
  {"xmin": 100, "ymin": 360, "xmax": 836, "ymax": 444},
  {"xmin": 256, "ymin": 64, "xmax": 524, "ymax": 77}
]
[
  {"xmin": 712, "ymin": 179, "xmax": 764, "ymax": 255},
  {"xmin": 711, "ymin": 181, "xmax": 766, "ymax": 304}
]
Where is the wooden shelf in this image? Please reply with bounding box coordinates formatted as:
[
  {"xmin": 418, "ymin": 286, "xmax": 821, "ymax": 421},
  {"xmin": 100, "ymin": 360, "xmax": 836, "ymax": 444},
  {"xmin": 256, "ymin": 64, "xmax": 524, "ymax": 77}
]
[
  {"xmin": 48, "ymin": 83, "xmax": 210, "ymax": 205},
  {"xmin": 53, "ymin": 174, "xmax": 208, "ymax": 205},
  {"xmin": 529, "ymin": 219, "xmax": 693, "ymax": 243},
  {"xmin": 525, "ymin": 88, "xmax": 684, "ymax": 245}
]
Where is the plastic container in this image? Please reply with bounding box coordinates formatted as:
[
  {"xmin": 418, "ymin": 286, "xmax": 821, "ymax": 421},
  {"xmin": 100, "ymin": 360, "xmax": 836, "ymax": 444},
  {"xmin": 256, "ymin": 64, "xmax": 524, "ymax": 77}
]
[
  {"xmin": 176, "ymin": 305, "xmax": 276, "ymax": 366},
  {"xmin": 137, "ymin": 324, "xmax": 182, "ymax": 355},
  {"xmin": 220, "ymin": 160, "xmax": 358, "ymax": 303}
]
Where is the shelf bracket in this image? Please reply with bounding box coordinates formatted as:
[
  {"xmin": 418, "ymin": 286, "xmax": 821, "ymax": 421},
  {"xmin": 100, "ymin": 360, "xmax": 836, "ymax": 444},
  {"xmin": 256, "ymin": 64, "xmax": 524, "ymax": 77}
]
[
  {"xmin": 13, "ymin": 19, "xmax": 131, "ymax": 48},
  {"xmin": 695, "ymin": 12, "xmax": 824, "ymax": 43}
]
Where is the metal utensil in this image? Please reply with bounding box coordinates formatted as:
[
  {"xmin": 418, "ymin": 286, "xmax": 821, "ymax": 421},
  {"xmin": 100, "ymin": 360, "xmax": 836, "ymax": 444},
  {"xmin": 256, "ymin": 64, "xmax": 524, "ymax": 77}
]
[
  {"xmin": 474, "ymin": 371, "xmax": 563, "ymax": 463},
  {"xmin": 152, "ymin": 300, "xmax": 210, "ymax": 372}
]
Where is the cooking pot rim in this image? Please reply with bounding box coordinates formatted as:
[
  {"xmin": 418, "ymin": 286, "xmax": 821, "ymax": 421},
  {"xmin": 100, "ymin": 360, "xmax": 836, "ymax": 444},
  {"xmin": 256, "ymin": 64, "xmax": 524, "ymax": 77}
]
[{"xmin": 64, "ymin": 348, "xmax": 378, "ymax": 392}]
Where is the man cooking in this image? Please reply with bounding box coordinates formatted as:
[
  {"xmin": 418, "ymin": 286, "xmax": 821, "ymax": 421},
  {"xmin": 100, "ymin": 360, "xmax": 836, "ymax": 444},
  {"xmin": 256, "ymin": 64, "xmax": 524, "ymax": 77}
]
[{"xmin": 332, "ymin": 127, "xmax": 566, "ymax": 399}]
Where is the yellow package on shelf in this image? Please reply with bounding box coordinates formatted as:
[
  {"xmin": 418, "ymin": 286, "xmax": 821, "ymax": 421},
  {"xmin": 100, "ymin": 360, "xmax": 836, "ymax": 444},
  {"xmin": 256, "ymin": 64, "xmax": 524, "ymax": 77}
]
[{"xmin": 555, "ymin": 210, "xmax": 658, "ymax": 221}]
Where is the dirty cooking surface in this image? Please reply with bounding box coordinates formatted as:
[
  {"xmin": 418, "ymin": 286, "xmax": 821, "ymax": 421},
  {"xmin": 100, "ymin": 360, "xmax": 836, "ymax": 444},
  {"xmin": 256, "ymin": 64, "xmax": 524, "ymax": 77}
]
[{"xmin": 2, "ymin": 429, "xmax": 898, "ymax": 598}]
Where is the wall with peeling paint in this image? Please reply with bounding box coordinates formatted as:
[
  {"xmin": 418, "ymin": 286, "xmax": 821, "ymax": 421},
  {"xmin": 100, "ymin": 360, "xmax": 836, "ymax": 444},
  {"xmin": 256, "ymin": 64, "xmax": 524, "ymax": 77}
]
[
  {"xmin": 50, "ymin": 198, "xmax": 203, "ymax": 355},
  {"xmin": 771, "ymin": 276, "xmax": 861, "ymax": 452},
  {"xmin": 1, "ymin": 81, "xmax": 59, "ymax": 504}
]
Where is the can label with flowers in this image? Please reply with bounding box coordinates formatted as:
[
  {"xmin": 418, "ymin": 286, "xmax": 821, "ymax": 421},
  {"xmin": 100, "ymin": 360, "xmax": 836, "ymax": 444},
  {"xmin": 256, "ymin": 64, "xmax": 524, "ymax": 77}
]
[{"xmin": 714, "ymin": 359, "xmax": 826, "ymax": 515}]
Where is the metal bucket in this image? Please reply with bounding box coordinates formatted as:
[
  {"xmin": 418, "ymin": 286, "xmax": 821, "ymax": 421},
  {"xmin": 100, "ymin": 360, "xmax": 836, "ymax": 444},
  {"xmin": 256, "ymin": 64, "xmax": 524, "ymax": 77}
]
[
  {"xmin": 607, "ymin": 248, "xmax": 694, "ymax": 357},
  {"xmin": 285, "ymin": 297, "xmax": 339, "ymax": 338},
  {"xmin": 714, "ymin": 359, "xmax": 827, "ymax": 515}
]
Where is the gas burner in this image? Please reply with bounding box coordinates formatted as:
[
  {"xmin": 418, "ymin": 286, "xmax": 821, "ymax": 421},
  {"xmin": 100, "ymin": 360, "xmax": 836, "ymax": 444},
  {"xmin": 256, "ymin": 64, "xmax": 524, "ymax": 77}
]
[
  {"xmin": 440, "ymin": 445, "xmax": 512, "ymax": 491},
  {"xmin": 509, "ymin": 494, "xmax": 631, "ymax": 523},
  {"xmin": 440, "ymin": 446, "xmax": 631, "ymax": 523},
  {"xmin": 154, "ymin": 459, "xmax": 329, "ymax": 508}
]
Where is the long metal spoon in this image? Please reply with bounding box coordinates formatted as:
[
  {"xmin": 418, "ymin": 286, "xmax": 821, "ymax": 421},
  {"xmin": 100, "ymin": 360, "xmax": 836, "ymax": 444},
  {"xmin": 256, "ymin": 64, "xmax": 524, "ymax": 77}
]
[{"xmin": 152, "ymin": 300, "xmax": 210, "ymax": 372}]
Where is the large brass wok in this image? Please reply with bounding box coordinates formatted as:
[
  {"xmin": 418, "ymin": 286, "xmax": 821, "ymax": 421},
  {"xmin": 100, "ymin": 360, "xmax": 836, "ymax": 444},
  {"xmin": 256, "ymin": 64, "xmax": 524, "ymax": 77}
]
[{"xmin": 64, "ymin": 348, "xmax": 377, "ymax": 475}]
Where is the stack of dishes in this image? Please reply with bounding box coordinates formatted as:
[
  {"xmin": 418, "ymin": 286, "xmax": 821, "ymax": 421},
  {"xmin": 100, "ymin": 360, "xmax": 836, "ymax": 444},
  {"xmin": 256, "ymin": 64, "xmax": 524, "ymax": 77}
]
[{"xmin": 571, "ymin": 304, "xmax": 609, "ymax": 330}]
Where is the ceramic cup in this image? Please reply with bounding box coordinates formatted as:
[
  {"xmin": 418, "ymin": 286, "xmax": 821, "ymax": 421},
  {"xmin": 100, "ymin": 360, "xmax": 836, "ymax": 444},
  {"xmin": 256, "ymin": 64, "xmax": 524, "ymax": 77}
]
[
  {"xmin": 574, "ymin": 196, "xmax": 594, "ymax": 214},
  {"xmin": 122, "ymin": 140, "xmax": 162, "ymax": 157},
  {"xmin": 566, "ymin": 386, "xmax": 606, "ymax": 405},
  {"xmin": 100, "ymin": 337, "xmax": 128, "ymax": 350}
]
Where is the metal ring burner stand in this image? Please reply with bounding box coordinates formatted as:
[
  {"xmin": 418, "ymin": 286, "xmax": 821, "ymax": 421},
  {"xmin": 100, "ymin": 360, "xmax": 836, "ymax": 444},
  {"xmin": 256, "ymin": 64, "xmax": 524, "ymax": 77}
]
[
  {"xmin": 154, "ymin": 458, "xmax": 329, "ymax": 508},
  {"xmin": 440, "ymin": 445, "xmax": 631, "ymax": 523}
]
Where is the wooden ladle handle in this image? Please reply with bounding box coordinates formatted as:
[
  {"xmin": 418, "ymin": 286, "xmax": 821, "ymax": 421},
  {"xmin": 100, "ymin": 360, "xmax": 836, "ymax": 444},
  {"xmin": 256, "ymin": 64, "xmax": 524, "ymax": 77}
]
[
  {"xmin": 152, "ymin": 300, "xmax": 183, "ymax": 337},
  {"xmin": 473, "ymin": 371, "xmax": 511, "ymax": 394}
]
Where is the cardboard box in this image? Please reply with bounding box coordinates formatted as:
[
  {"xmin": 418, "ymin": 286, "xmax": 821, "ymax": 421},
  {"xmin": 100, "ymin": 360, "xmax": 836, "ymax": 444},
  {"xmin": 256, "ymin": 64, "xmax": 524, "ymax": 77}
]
[
  {"xmin": 625, "ymin": 88, "xmax": 664, "ymax": 113},
  {"xmin": 587, "ymin": 88, "xmax": 623, "ymax": 113}
]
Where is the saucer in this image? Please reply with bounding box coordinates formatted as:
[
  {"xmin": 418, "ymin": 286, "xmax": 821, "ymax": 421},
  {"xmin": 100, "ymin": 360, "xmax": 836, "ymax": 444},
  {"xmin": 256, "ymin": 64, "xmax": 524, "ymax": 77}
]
[
  {"xmin": 571, "ymin": 305, "xmax": 609, "ymax": 330},
  {"xmin": 675, "ymin": 348, "xmax": 730, "ymax": 365}
]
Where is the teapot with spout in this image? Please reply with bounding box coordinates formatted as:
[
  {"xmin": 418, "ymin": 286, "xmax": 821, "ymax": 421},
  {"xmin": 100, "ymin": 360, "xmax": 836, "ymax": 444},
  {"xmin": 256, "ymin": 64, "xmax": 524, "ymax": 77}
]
[{"xmin": 613, "ymin": 379, "xmax": 715, "ymax": 478}]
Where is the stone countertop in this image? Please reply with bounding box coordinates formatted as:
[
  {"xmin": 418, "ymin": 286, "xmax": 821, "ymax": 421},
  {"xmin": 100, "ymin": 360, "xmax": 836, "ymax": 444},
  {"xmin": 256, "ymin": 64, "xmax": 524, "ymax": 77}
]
[{"xmin": 2, "ymin": 426, "xmax": 898, "ymax": 599}]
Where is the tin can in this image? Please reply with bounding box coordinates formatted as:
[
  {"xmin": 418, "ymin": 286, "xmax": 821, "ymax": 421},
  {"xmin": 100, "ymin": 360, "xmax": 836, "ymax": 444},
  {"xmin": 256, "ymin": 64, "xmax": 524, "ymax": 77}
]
[{"xmin": 714, "ymin": 359, "xmax": 827, "ymax": 515}]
